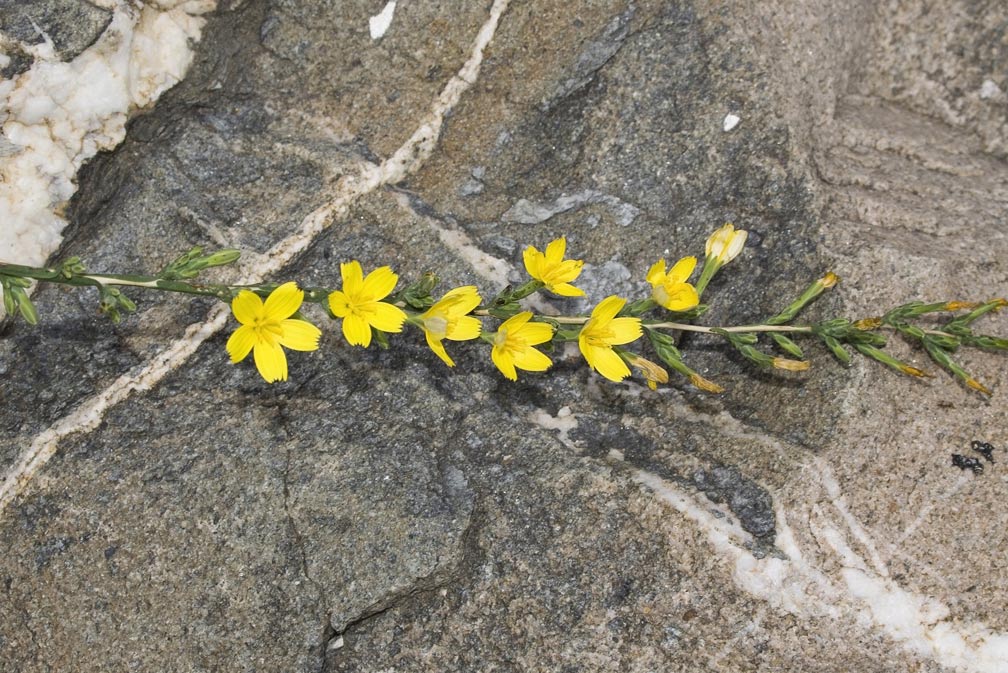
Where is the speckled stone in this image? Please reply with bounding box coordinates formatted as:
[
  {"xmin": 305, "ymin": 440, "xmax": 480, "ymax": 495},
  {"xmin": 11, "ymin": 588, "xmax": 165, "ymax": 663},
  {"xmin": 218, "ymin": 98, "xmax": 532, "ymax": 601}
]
[{"xmin": 1, "ymin": 0, "xmax": 1006, "ymax": 671}]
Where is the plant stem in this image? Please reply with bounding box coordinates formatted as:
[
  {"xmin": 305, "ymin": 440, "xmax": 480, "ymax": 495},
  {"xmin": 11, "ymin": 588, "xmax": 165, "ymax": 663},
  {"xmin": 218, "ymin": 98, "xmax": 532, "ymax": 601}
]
[{"xmin": 0, "ymin": 262, "xmax": 333, "ymax": 304}]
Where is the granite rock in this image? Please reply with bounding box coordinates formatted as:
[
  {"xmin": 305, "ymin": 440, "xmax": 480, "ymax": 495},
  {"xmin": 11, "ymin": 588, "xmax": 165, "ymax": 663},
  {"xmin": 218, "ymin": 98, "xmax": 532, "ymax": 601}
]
[{"xmin": 1, "ymin": 0, "xmax": 1006, "ymax": 672}]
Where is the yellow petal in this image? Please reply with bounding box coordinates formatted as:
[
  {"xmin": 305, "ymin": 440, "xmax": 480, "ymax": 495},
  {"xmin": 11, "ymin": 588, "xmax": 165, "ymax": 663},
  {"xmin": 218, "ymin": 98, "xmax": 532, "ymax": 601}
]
[
  {"xmin": 706, "ymin": 224, "xmax": 732, "ymax": 257},
  {"xmin": 552, "ymin": 259, "xmax": 584, "ymax": 282},
  {"xmin": 515, "ymin": 320, "xmax": 553, "ymax": 345},
  {"xmin": 646, "ymin": 259, "xmax": 666, "ymax": 287},
  {"xmin": 342, "ymin": 313, "xmax": 372, "ymax": 347},
  {"xmin": 724, "ymin": 229, "xmax": 747, "ymax": 261},
  {"xmin": 328, "ymin": 290, "xmax": 351, "ymax": 318},
  {"xmin": 366, "ymin": 301, "xmax": 407, "ymax": 333},
  {"xmin": 591, "ymin": 295, "xmax": 626, "ymax": 323},
  {"xmin": 499, "ymin": 311, "xmax": 533, "ymax": 332},
  {"xmin": 226, "ymin": 325, "xmax": 256, "ymax": 363},
  {"xmin": 425, "ymin": 331, "xmax": 454, "ymax": 367},
  {"xmin": 608, "ymin": 316, "xmax": 642, "ymax": 345},
  {"xmin": 447, "ymin": 315, "xmax": 482, "ymax": 341},
  {"xmin": 587, "ymin": 345, "xmax": 631, "ymax": 381},
  {"xmin": 549, "ymin": 282, "xmax": 585, "ymax": 297},
  {"xmin": 442, "ymin": 286, "xmax": 481, "ymax": 315},
  {"xmin": 523, "ymin": 246, "xmax": 543, "ymax": 280},
  {"xmin": 660, "ymin": 284, "xmax": 699, "ymax": 311},
  {"xmin": 668, "ymin": 256, "xmax": 697, "ymax": 283},
  {"xmin": 341, "ymin": 260, "xmax": 364, "ymax": 295},
  {"xmin": 231, "ymin": 290, "xmax": 263, "ymax": 325},
  {"xmin": 544, "ymin": 237, "xmax": 567, "ymax": 264},
  {"xmin": 360, "ymin": 266, "xmax": 398, "ymax": 301},
  {"xmin": 513, "ymin": 346, "xmax": 551, "ymax": 372},
  {"xmin": 253, "ymin": 341, "xmax": 288, "ymax": 383},
  {"xmin": 279, "ymin": 319, "xmax": 321, "ymax": 351},
  {"xmin": 263, "ymin": 282, "xmax": 304, "ymax": 320},
  {"xmin": 491, "ymin": 346, "xmax": 518, "ymax": 381}
]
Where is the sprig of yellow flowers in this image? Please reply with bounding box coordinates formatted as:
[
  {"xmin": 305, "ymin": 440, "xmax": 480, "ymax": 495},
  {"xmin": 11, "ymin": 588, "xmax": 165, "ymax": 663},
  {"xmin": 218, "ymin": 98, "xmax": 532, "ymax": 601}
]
[{"xmin": 1, "ymin": 224, "xmax": 1005, "ymax": 394}]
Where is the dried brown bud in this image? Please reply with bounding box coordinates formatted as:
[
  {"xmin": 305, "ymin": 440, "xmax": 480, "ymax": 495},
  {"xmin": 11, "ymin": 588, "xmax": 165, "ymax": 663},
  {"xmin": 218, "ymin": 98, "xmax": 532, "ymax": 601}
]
[
  {"xmin": 689, "ymin": 373, "xmax": 725, "ymax": 393},
  {"xmin": 898, "ymin": 364, "xmax": 931, "ymax": 378},
  {"xmin": 772, "ymin": 357, "xmax": 810, "ymax": 372},
  {"xmin": 854, "ymin": 317, "xmax": 883, "ymax": 330},
  {"xmin": 819, "ymin": 272, "xmax": 839, "ymax": 288},
  {"xmin": 966, "ymin": 378, "xmax": 992, "ymax": 395},
  {"xmin": 944, "ymin": 301, "xmax": 979, "ymax": 311}
]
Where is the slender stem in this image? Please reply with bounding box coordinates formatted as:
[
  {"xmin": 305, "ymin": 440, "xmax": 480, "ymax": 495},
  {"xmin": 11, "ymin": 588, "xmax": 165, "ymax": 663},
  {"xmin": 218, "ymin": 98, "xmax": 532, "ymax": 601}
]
[
  {"xmin": 0, "ymin": 262, "xmax": 334, "ymax": 304},
  {"xmin": 644, "ymin": 322, "xmax": 813, "ymax": 334}
]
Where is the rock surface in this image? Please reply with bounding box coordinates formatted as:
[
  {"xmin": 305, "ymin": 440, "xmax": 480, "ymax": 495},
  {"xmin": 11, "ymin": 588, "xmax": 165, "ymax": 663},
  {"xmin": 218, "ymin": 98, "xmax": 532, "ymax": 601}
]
[{"xmin": 1, "ymin": 1, "xmax": 1007, "ymax": 672}]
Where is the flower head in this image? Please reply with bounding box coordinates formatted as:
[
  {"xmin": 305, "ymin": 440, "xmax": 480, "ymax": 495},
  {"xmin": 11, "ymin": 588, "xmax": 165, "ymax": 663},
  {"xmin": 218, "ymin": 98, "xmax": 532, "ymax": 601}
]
[
  {"xmin": 328, "ymin": 261, "xmax": 407, "ymax": 347},
  {"xmin": 420, "ymin": 286, "xmax": 482, "ymax": 366},
  {"xmin": 646, "ymin": 256, "xmax": 699, "ymax": 311},
  {"xmin": 226, "ymin": 282, "xmax": 321, "ymax": 383},
  {"xmin": 523, "ymin": 237, "xmax": 585, "ymax": 297},
  {"xmin": 705, "ymin": 223, "xmax": 747, "ymax": 265},
  {"xmin": 578, "ymin": 296, "xmax": 642, "ymax": 382},
  {"xmin": 491, "ymin": 311, "xmax": 554, "ymax": 381}
]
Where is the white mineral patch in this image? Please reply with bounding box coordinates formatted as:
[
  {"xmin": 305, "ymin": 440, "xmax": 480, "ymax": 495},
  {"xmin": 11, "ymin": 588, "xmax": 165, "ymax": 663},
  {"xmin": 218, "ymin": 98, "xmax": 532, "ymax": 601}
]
[
  {"xmin": 0, "ymin": 0, "xmax": 216, "ymax": 303},
  {"xmin": 369, "ymin": 1, "xmax": 397, "ymax": 40},
  {"xmin": 979, "ymin": 79, "xmax": 1002, "ymax": 100},
  {"xmin": 723, "ymin": 113, "xmax": 741, "ymax": 131}
]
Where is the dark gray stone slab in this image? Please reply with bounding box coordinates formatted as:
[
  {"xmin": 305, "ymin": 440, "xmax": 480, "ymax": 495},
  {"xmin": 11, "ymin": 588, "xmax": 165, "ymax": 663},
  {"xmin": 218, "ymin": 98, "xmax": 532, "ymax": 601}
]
[
  {"xmin": 1, "ymin": 0, "xmax": 1006, "ymax": 671},
  {"xmin": 0, "ymin": 0, "xmax": 111, "ymax": 65}
]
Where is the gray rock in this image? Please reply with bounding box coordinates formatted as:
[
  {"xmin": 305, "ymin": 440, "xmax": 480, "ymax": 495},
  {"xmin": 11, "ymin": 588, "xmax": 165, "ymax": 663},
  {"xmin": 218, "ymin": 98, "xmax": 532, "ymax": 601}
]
[
  {"xmin": 1, "ymin": 0, "xmax": 1007, "ymax": 672},
  {"xmin": 0, "ymin": 0, "xmax": 111, "ymax": 62}
]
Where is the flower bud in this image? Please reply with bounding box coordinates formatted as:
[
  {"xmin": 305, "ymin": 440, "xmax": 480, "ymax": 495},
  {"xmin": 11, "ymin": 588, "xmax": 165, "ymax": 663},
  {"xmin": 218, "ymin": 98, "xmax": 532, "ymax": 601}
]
[
  {"xmin": 705, "ymin": 223, "xmax": 747, "ymax": 265},
  {"xmin": 202, "ymin": 249, "xmax": 241, "ymax": 268}
]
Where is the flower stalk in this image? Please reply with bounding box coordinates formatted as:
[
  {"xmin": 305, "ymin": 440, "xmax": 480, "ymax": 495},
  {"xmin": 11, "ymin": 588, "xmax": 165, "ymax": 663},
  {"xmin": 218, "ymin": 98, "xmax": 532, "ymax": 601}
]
[{"xmin": 1, "ymin": 229, "xmax": 1005, "ymax": 395}]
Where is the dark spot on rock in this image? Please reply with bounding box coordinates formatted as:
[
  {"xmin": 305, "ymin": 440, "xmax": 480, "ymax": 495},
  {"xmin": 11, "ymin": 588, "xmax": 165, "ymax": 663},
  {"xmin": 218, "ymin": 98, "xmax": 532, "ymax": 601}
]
[
  {"xmin": 693, "ymin": 466, "xmax": 776, "ymax": 541},
  {"xmin": 951, "ymin": 454, "xmax": 984, "ymax": 474}
]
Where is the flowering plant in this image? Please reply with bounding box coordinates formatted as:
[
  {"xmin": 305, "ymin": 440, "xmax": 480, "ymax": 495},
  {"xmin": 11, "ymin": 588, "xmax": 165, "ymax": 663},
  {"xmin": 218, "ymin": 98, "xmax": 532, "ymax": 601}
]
[{"xmin": 1, "ymin": 224, "xmax": 1005, "ymax": 394}]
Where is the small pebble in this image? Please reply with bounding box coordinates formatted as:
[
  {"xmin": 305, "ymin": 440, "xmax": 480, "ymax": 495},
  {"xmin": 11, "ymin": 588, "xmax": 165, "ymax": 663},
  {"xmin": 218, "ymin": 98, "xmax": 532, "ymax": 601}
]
[
  {"xmin": 951, "ymin": 454, "xmax": 984, "ymax": 475},
  {"xmin": 970, "ymin": 440, "xmax": 996, "ymax": 463}
]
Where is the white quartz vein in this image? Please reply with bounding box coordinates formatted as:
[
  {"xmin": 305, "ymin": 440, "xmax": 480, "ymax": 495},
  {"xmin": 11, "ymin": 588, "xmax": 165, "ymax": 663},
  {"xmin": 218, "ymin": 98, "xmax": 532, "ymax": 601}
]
[
  {"xmin": 369, "ymin": 1, "xmax": 397, "ymax": 41},
  {"xmin": 0, "ymin": 0, "xmax": 216, "ymax": 271},
  {"xmin": 529, "ymin": 399, "xmax": 1008, "ymax": 673},
  {"xmin": 0, "ymin": 0, "xmax": 512, "ymax": 514}
]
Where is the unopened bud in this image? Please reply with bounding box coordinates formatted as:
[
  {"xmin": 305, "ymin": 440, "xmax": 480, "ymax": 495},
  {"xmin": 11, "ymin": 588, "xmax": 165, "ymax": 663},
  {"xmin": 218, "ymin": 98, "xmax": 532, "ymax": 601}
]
[
  {"xmin": 202, "ymin": 249, "xmax": 241, "ymax": 267},
  {"xmin": 705, "ymin": 223, "xmax": 747, "ymax": 265},
  {"xmin": 418, "ymin": 272, "xmax": 439, "ymax": 294}
]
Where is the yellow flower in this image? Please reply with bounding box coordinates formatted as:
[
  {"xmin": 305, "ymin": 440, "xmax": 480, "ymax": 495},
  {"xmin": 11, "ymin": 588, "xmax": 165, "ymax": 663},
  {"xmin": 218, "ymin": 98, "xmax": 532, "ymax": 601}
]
[
  {"xmin": 646, "ymin": 256, "xmax": 699, "ymax": 311},
  {"xmin": 226, "ymin": 282, "xmax": 321, "ymax": 383},
  {"xmin": 578, "ymin": 296, "xmax": 642, "ymax": 382},
  {"xmin": 491, "ymin": 311, "xmax": 554, "ymax": 381},
  {"xmin": 328, "ymin": 261, "xmax": 407, "ymax": 347},
  {"xmin": 420, "ymin": 286, "xmax": 482, "ymax": 366},
  {"xmin": 706, "ymin": 223, "xmax": 747, "ymax": 265},
  {"xmin": 522, "ymin": 237, "xmax": 585, "ymax": 297}
]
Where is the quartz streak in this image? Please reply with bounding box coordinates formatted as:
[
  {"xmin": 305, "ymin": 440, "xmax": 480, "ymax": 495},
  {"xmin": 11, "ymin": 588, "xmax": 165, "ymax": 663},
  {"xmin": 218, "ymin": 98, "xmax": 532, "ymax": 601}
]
[{"xmin": 0, "ymin": 0, "xmax": 216, "ymax": 273}]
